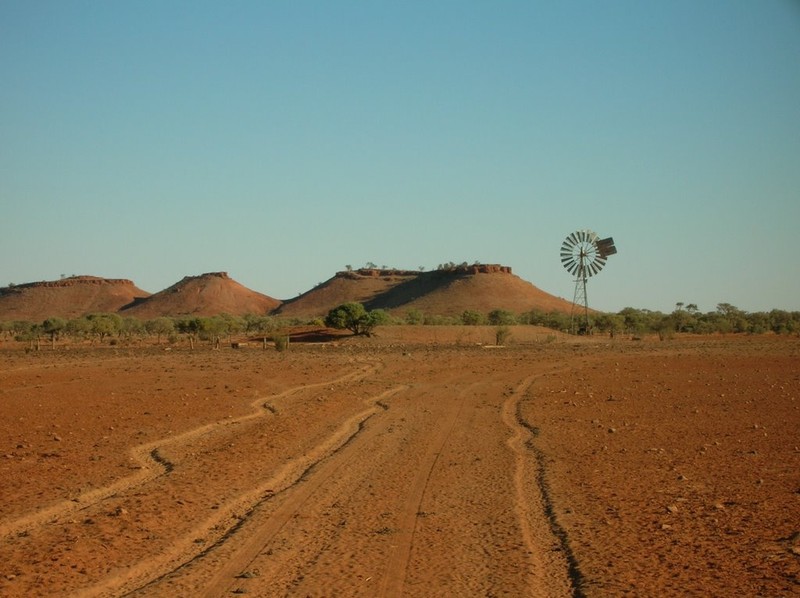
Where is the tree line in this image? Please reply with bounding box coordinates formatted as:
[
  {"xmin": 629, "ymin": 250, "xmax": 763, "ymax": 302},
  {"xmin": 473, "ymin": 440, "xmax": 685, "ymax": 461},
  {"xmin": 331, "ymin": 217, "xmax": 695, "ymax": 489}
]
[
  {"xmin": 403, "ymin": 303, "xmax": 800, "ymax": 336},
  {"xmin": 1, "ymin": 302, "xmax": 798, "ymax": 350},
  {"xmin": 0, "ymin": 313, "xmax": 292, "ymax": 350}
]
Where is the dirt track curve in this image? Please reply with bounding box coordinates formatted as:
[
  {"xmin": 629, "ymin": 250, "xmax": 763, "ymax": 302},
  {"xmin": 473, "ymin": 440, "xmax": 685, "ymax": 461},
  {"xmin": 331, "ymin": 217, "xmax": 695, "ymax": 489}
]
[{"xmin": 0, "ymin": 346, "xmax": 579, "ymax": 597}]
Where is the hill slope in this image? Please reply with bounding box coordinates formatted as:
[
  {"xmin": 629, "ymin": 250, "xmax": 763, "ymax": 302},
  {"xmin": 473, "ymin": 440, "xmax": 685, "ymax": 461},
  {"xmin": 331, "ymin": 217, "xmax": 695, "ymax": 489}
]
[
  {"xmin": 276, "ymin": 265, "xmax": 574, "ymax": 318},
  {"xmin": 121, "ymin": 272, "xmax": 281, "ymax": 318},
  {"xmin": 0, "ymin": 276, "xmax": 151, "ymax": 321}
]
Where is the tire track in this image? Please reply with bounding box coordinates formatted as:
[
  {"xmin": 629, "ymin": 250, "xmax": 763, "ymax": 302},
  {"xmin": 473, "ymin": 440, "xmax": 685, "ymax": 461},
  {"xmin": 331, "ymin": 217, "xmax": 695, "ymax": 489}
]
[
  {"xmin": 501, "ymin": 374, "xmax": 584, "ymax": 597},
  {"xmin": 89, "ymin": 385, "xmax": 407, "ymax": 597},
  {"xmin": 377, "ymin": 384, "xmax": 469, "ymax": 597},
  {"xmin": 195, "ymin": 385, "xmax": 409, "ymax": 598},
  {"xmin": 0, "ymin": 363, "xmax": 377, "ymax": 544}
]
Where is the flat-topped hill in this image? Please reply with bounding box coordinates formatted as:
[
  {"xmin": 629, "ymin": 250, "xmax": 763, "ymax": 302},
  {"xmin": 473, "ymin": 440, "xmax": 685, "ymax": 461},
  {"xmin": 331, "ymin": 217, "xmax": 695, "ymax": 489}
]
[
  {"xmin": 0, "ymin": 276, "xmax": 150, "ymax": 320},
  {"xmin": 1, "ymin": 265, "xmax": 576, "ymax": 321},
  {"xmin": 276, "ymin": 265, "xmax": 573, "ymax": 318}
]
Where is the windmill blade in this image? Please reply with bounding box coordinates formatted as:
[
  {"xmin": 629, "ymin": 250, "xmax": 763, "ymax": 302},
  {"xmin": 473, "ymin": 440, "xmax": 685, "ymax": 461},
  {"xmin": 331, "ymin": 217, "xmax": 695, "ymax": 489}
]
[{"xmin": 561, "ymin": 257, "xmax": 577, "ymax": 270}]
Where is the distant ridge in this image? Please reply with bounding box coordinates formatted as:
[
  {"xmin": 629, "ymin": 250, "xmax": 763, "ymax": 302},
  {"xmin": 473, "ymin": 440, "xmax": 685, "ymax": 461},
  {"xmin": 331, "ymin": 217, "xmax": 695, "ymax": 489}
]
[
  {"xmin": 0, "ymin": 265, "xmax": 576, "ymax": 321},
  {"xmin": 276, "ymin": 265, "xmax": 574, "ymax": 318},
  {"xmin": 0, "ymin": 276, "xmax": 150, "ymax": 320},
  {"xmin": 120, "ymin": 272, "xmax": 281, "ymax": 318}
]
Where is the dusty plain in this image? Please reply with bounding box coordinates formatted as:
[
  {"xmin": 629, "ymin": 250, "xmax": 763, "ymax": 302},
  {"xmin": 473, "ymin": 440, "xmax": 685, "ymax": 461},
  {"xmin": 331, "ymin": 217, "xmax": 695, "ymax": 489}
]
[{"xmin": 0, "ymin": 327, "xmax": 798, "ymax": 597}]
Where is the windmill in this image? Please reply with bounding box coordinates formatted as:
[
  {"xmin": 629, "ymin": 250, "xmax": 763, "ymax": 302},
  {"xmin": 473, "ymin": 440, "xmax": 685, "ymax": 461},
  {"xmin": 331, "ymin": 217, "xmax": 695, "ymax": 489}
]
[{"xmin": 560, "ymin": 230, "xmax": 617, "ymax": 334}]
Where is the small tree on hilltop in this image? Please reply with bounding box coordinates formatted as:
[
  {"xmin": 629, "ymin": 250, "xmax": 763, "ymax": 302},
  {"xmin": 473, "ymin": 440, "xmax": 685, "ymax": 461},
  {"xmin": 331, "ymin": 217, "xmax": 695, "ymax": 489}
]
[{"xmin": 325, "ymin": 302, "xmax": 388, "ymax": 336}]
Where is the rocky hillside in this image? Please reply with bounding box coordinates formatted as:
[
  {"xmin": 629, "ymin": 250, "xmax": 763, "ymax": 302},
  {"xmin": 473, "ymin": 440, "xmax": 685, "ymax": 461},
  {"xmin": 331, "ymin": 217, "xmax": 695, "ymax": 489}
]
[
  {"xmin": 1, "ymin": 265, "xmax": 575, "ymax": 321},
  {"xmin": 0, "ymin": 276, "xmax": 150, "ymax": 321},
  {"xmin": 276, "ymin": 265, "xmax": 574, "ymax": 318},
  {"xmin": 119, "ymin": 272, "xmax": 281, "ymax": 318}
]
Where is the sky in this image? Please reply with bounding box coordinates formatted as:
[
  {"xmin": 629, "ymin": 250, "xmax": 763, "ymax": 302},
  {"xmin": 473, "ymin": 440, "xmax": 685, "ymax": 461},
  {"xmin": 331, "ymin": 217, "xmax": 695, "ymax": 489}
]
[{"xmin": 2, "ymin": 1, "xmax": 799, "ymax": 314}]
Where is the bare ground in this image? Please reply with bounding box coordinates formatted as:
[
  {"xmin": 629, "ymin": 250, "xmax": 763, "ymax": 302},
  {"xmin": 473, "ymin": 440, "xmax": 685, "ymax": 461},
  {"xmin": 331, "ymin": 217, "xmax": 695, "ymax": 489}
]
[{"xmin": 0, "ymin": 330, "xmax": 798, "ymax": 597}]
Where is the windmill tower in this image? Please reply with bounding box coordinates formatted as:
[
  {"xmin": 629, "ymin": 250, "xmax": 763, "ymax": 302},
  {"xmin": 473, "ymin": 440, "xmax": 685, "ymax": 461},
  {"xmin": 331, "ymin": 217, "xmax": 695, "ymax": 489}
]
[{"xmin": 560, "ymin": 230, "xmax": 617, "ymax": 334}]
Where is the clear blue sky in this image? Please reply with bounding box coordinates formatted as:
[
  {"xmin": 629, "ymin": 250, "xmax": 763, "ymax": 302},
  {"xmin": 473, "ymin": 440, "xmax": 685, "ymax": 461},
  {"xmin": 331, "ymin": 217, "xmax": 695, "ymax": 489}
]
[{"xmin": 2, "ymin": 1, "xmax": 799, "ymax": 313}]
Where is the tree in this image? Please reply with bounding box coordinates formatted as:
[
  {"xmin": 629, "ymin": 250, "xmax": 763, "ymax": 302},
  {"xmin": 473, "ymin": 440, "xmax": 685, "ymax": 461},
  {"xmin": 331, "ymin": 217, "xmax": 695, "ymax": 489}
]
[
  {"xmin": 488, "ymin": 309, "xmax": 516, "ymax": 326},
  {"xmin": 86, "ymin": 313, "xmax": 122, "ymax": 343},
  {"xmin": 325, "ymin": 302, "xmax": 387, "ymax": 336},
  {"xmin": 120, "ymin": 317, "xmax": 145, "ymax": 341},
  {"xmin": 145, "ymin": 317, "xmax": 175, "ymax": 344},
  {"xmin": 461, "ymin": 310, "xmax": 485, "ymax": 326},
  {"xmin": 716, "ymin": 303, "xmax": 748, "ymax": 333},
  {"xmin": 12, "ymin": 320, "xmax": 40, "ymax": 350},
  {"xmin": 618, "ymin": 307, "xmax": 649, "ymax": 336},
  {"xmin": 66, "ymin": 317, "xmax": 92, "ymax": 340},
  {"xmin": 175, "ymin": 317, "xmax": 202, "ymax": 349},
  {"xmin": 41, "ymin": 317, "xmax": 67, "ymax": 349},
  {"xmin": 593, "ymin": 313, "xmax": 624, "ymax": 336},
  {"xmin": 200, "ymin": 316, "xmax": 229, "ymax": 349}
]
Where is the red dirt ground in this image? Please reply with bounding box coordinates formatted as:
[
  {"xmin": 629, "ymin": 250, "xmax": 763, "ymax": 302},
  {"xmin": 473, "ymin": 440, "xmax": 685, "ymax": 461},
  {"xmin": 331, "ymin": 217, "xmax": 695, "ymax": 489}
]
[{"xmin": 0, "ymin": 329, "xmax": 797, "ymax": 597}]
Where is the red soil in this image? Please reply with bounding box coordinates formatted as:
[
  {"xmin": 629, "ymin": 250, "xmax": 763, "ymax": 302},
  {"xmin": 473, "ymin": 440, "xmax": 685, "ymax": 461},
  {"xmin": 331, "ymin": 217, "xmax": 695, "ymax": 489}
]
[{"xmin": 0, "ymin": 330, "xmax": 797, "ymax": 597}]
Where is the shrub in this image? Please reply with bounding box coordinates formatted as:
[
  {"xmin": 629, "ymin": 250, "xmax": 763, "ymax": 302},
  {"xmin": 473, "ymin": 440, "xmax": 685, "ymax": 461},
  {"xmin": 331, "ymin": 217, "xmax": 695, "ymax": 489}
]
[
  {"xmin": 488, "ymin": 309, "xmax": 516, "ymax": 326},
  {"xmin": 273, "ymin": 333, "xmax": 289, "ymax": 352},
  {"xmin": 461, "ymin": 310, "xmax": 485, "ymax": 326},
  {"xmin": 495, "ymin": 326, "xmax": 512, "ymax": 345}
]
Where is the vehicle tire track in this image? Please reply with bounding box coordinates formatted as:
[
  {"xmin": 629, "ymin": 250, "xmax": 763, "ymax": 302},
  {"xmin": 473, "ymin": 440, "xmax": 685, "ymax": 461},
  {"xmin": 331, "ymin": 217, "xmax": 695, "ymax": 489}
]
[
  {"xmin": 501, "ymin": 374, "xmax": 584, "ymax": 597},
  {"xmin": 0, "ymin": 363, "xmax": 378, "ymax": 544},
  {"xmin": 96, "ymin": 385, "xmax": 407, "ymax": 598},
  {"xmin": 377, "ymin": 384, "xmax": 469, "ymax": 597},
  {"xmin": 196, "ymin": 385, "xmax": 408, "ymax": 598}
]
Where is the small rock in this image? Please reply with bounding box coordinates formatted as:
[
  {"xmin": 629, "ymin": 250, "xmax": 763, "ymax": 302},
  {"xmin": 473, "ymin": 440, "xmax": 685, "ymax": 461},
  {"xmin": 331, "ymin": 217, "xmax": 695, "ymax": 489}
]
[
  {"xmin": 666, "ymin": 505, "xmax": 678, "ymax": 514},
  {"xmin": 608, "ymin": 427, "xmax": 617, "ymax": 434},
  {"xmin": 53, "ymin": 435, "xmax": 62, "ymax": 442}
]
